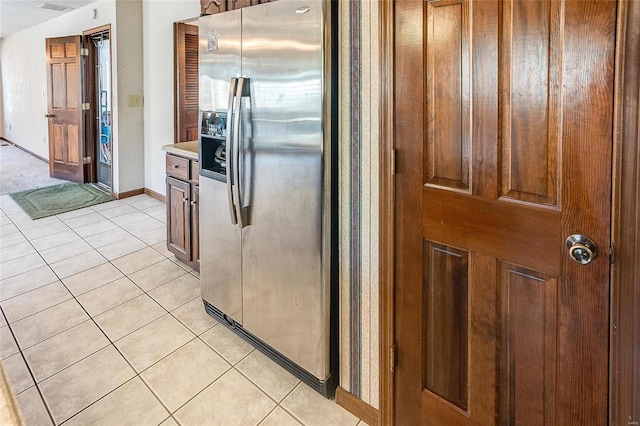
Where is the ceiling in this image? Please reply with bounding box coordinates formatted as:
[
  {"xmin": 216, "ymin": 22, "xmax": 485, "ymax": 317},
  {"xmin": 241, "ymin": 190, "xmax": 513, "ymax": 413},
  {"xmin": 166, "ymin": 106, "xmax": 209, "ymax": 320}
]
[{"xmin": 0, "ymin": 0, "xmax": 99, "ymax": 39}]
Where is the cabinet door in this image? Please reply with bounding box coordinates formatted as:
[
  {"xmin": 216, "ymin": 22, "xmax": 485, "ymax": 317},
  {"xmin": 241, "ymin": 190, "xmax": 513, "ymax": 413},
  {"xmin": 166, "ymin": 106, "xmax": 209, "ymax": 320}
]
[
  {"xmin": 200, "ymin": 0, "xmax": 227, "ymax": 15},
  {"xmin": 229, "ymin": 0, "xmax": 258, "ymax": 9},
  {"xmin": 191, "ymin": 184, "xmax": 200, "ymax": 269},
  {"xmin": 166, "ymin": 176, "xmax": 191, "ymax": 261}
]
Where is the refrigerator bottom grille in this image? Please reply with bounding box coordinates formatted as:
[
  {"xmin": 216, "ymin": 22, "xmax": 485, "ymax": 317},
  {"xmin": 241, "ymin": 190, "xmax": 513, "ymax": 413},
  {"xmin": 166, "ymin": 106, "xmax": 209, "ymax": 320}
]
[{"xmin": 202, "ymin": 299, "xmax": 336, "ymax": 398}]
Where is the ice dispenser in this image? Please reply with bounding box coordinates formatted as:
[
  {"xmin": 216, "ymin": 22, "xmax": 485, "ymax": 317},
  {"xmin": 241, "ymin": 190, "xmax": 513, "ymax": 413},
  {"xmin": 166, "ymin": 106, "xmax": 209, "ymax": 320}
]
[{"xmin": 199, "ymin": 111, "xmax": 227, "ymax": 181}]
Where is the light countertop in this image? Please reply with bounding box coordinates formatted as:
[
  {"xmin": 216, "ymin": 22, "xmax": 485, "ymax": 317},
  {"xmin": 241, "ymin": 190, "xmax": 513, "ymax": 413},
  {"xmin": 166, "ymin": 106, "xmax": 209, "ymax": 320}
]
[{"xmin": 162, "ymin": 141, "xmax": 198, "ymax": 160}]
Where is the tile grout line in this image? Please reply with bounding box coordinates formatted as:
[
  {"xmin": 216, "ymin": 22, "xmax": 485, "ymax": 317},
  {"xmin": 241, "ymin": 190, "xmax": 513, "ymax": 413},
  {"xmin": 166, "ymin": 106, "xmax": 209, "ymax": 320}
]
[{"xmin": 232, "ymin": 359, "xmax": 305, "ymax": 425}]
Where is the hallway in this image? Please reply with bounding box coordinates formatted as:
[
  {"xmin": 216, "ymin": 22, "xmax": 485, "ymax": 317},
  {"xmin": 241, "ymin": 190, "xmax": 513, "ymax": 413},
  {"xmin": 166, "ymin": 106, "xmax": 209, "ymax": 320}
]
[{"xmin": 0, "ymin": 143, "xmax": 66, "ymax": 196}]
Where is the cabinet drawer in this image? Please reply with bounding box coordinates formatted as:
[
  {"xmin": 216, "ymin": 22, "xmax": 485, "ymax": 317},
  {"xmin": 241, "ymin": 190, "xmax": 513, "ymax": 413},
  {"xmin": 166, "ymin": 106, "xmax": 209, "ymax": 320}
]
[
  {"xmin": 166, "ymin": 154, "xmax": 189, "ymax": 180},
  {"xmin": 191, "ymin": 160, "xmax": 199, "ymax": 185}
]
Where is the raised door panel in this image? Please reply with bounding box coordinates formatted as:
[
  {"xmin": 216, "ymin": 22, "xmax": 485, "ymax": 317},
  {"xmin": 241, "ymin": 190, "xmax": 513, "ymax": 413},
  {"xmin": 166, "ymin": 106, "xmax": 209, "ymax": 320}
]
[
  {"xmin": 52, "ymin": 124, "xmax": 65, "ymax": 162},
  {"xmin": 50, "ymin": 44, "xmax": 64, "ymax": 58},
  {"xmin": 65, "ymin": 63, "xmax": 80, "ymax": 110},
  {"xmin": 166, "ymin": 176, "xmax": 191, "ymax": 260},
  {"xmin": 423, "ymin": 242, "xmax": 469, "ymax": 410},
  {"xmin": 500, "ymin": 0, "xmax": 562, "ymax": 205},
  {"xmin": 498, "ymin": 265, "xmax": 558, "ymax": 425},
  {"xmin": 186, "ymin": 126, "xmax": 199, "ymax": 142},
  {"xmin": 425, "ymin": 0, "xmax": 470, "ymax": 191},
  {"xmin": 66, "ymin": 124, "xmax": 80, "ymax": 165},
  {"xmin": 52, "ymin": 64, "xmax": 65, "ymax": 109}
]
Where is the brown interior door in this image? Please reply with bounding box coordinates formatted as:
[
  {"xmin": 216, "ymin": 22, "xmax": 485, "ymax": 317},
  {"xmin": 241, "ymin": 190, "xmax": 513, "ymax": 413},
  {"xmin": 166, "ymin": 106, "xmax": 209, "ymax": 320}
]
[
  {"xmin": 46, "ymin": 35, "xmax": 85, "ymax": 183},
  {"xmin": 175, "ymin": 23, "xmax": 199, "ymax": 142},
  {"xmin": 394, "ymin": 0, "xmax": 615, "ymax": 424}
]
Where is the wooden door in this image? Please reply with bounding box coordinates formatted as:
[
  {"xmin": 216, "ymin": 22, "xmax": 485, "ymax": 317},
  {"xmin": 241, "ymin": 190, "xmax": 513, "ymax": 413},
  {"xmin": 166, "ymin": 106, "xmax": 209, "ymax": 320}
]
[
  {"xmin": 46, "ymin": 36, "xmax": 85, "ymax": 182},
  {"xmin": 175, "ymin": 23, "xmax": 199, "ymax": 142},
  {"xmin": 393, "ymin": 0, "xmax": 615, "ymax": 424}
]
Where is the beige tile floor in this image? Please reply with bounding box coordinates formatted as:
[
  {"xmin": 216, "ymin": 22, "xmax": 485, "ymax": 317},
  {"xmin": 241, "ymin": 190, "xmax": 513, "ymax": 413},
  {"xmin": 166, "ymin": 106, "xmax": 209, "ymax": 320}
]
[{"xmin": 0, "ymin": 193, "xmax": 362, "ymax": 426}]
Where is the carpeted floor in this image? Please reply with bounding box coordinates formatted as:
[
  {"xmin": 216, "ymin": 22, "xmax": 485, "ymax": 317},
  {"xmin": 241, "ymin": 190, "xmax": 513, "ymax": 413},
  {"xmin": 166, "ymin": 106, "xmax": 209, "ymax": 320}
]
[{"xmin": 0, "ymin": 142, "xmax": 67, "ymax": 195}]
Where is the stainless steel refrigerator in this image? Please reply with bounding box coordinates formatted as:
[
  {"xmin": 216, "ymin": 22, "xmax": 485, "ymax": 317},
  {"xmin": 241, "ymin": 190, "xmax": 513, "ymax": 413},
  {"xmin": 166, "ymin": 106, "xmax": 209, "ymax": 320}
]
[{"xmin": 198, "ymin": 0, "xmax": 337, "ymax": 396}]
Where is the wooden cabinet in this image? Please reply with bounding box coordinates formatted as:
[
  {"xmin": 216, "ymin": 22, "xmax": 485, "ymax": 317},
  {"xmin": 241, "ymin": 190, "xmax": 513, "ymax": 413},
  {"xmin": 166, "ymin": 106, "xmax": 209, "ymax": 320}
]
[
  {"xmin": 228, "ymin": 0, "xmax": 259, "ymax": 9},
  {"xmin": 200, "ymin": 0, "xmax": 227, "ymax": 16},
  {"xmin": 200, "ymin": 0, "xmax": 275, "ymax": 15},
  {"xmin": 166, "ymin": 153, "xmax": 200, "ymax": 270}
]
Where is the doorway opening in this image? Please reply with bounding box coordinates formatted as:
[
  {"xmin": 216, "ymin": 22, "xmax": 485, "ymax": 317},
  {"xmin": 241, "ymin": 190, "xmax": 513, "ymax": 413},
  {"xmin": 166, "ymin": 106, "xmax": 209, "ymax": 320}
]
[
  {"xmin": 88, "ymin": 29, "xmax": 112, "ymax": 190},
  {"xmin": 45, "ymin": 26, "xmax": 113, "ymax": 190}
]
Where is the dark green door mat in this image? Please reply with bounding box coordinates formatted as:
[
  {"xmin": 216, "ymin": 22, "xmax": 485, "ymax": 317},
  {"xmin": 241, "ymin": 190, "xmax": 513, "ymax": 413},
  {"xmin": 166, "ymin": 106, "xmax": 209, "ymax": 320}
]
[{"xmin": 9, "ymin": 183, "xmax": 114, "ymax": 220}]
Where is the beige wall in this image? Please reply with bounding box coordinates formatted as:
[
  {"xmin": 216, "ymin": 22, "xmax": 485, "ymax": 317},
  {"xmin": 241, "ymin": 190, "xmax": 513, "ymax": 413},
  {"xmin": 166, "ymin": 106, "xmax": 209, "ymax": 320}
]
[
  {"xmin": 339, "ymin": 0, "xmax": 380, "ymax": 409},
  {"xmin": 113, "ymin": 0, "xmax": 145, "ymax": 194}
]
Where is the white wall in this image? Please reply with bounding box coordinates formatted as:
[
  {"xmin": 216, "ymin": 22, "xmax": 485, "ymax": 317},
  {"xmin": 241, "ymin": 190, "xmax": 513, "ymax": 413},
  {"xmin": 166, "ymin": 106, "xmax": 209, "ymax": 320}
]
[
  {"xmin": 0, "ymin": 0, "xmax": 116, "ymax": 159},
  {"xmin": 142, "ymin": 0, "xmax": 201, "ymax": 196}
]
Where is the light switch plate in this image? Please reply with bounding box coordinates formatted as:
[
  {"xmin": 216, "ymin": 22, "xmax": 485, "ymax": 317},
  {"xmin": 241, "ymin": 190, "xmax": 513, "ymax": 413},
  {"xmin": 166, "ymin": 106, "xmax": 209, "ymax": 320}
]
[{"xmin": 128, "ymin": 95, "xmax": 141, "ymax": 107}]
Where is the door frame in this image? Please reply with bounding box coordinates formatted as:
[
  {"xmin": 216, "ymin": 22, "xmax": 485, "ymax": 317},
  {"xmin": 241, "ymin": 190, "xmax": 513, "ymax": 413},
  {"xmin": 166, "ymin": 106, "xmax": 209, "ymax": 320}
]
[
  {"xmin": 378, "ymin": 0, "xmax": 395, "ymax": 424},
  {"xmin": 377, "ymin": 0, "xmax": 640, "ymax": 423},
  {"xmin": 610, "ymin": 1, "xmax": 640, "ymax": 424}
]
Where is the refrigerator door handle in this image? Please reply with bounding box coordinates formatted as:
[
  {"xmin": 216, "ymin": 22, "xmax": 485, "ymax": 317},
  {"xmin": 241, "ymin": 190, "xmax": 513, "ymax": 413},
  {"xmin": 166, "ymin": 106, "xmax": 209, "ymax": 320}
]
[
  {"xmin": 226, "ymin": 77, "xmax": 238, "ymax": 225},
  {"xmin": 233, "ymin": 77, "xmax": 248, "ymax": 228}
]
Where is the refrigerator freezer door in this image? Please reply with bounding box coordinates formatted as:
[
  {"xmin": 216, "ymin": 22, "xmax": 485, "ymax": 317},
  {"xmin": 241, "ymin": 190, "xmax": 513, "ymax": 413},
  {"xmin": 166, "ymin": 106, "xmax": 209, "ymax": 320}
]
[
  {"xmin": 200, "ymin": 176, "xmax": 243, "ymax": 323},
  {"xmin": 199, "ymin": 10, "xmax": 242, "ymax": 112},
  {"xmin": 199, "ymin": 10, "xmax": 244, "ymax": 324},
  {"xmin": 240, "ymin": 0, "xmax": 329, "ymax": 379}
]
